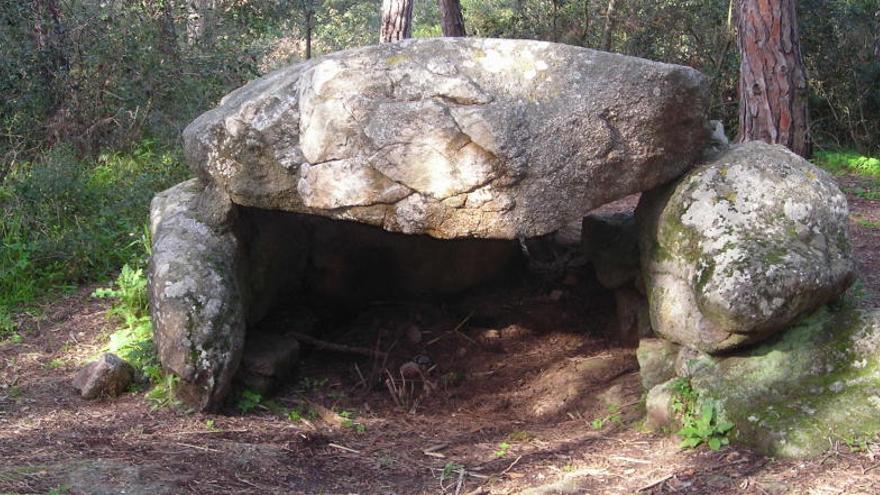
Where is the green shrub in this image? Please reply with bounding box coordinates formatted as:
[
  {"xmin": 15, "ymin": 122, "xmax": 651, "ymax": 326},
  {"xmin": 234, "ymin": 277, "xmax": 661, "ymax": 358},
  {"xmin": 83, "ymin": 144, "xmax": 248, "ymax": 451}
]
[
  {"xmin": 814, "ymin": 150, "xmax": 880, "ymax": 180},
  {"xmin": 670, "ymin": 379, "xmax": 735, "ymax": 451},
  {"xmin": 0, "ymin": 141, "xmax": 186, "ymax": 313},
  {"xmin": 95, "ymin": 261, "xmax": 188, "ymax": 408},
  {"xmin": 678, "ymin": 400, "xmax": 735, "ymax": 451},
  {"xmin": 238, "ymin": 390, "xmax": 264, "ymax": 414},
  {"xmin": 93, "ymin": 263, "xmax": 160, "ymax": 380}
]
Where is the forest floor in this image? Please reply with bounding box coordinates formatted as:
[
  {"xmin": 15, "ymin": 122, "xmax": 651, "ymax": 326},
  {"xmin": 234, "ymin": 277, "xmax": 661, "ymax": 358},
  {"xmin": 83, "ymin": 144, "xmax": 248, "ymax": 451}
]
[{"xmin": 1, "ymin": 173, "xmax": 879, "ymax": 495}]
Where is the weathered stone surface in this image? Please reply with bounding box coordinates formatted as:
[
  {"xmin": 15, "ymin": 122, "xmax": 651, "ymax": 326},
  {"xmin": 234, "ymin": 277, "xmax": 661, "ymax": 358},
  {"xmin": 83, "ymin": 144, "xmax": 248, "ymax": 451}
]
[
  {"xmin": 582, "ymin": 212, "xmax": 641, "ymax": 290},
  {"xmin": 184, "ymin": 38, "xmax": 710, "ymax": 239},
  {"xmin": 613, "ymin": 287, "xmax": 653, "ymax": 346},
  {"xmin": 645, "ymin": 379, "xmax": 678, "ymax": 430},
  {"xmin": 637, "ymin": 338, "xmax": 679, "ymax": 391},
  {"xmin": 237, "ymin": 332, "xmax": 303, "ymax": 395},
  {"xmin": 638, "ymin": 142, "xmax": 855, "ymax": 353},
  {"xmin": 73, "ymin": 353, "xmax": 135, "ymax": 399},
  {"xmin": 651, "ymin": 306, "xmax": 880, "ymax": 458},
  {"xmin": 148, "ymin": 179, "xmax": 245, "ymax": 410}
]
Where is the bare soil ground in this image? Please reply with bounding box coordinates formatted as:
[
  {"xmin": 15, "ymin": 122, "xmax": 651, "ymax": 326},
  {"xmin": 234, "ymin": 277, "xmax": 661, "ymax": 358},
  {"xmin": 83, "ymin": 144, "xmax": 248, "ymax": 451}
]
[{"xmin": 1, "ymin": 174, "xmax": 879, "ymax": 495}]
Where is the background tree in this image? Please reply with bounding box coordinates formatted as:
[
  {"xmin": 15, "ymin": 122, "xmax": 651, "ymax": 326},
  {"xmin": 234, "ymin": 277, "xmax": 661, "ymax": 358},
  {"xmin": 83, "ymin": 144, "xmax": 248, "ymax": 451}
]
[
  {"xmin": 438, "ymin": 0, "xmax": 467, "ymax": 36},
  {"xmin": 736, "ymin": 0, "xmax": 811, "ymax": 157},
  {"xmin": 600, "ymin": 0, "xmax": 617, "ymax": 51},
  {"xmin": 380, "ymin": 0, "xmax": 414, "ymax": 41}
]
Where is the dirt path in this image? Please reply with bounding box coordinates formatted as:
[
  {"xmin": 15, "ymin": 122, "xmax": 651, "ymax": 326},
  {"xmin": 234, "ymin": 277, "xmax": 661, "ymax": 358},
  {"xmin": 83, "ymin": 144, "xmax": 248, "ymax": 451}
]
[{"xmin": 1, "ymin": 174, "xmax": 879, "ymax": 495}]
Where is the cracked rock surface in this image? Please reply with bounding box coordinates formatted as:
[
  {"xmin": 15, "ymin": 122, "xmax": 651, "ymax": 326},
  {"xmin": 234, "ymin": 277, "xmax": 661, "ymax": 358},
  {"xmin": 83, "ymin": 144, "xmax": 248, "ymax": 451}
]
[{"xmin": 184, "ymin": 38, "xmax": 710, "ymax": 239}]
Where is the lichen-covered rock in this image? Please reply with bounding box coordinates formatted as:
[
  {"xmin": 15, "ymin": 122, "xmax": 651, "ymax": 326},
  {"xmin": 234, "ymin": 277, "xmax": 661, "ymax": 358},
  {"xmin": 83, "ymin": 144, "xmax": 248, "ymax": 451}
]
[
  {"xmin": 184, "ymin": 38, "xmax": 709, "ymax": 240},
  {"xmin": 72, "ymin": 353, "xmax": 135, "ymax": 399},
  {"xmin": 148, "ymin": 179, "xmax": 245, "ymax": 410},
  {"xmin": 637, "ymin": 142, "xmax": 855, "ymax": 353},
  {"xmin": 680, "ymin": 306, "xmax": 880, "ymax": 458},
  {"xmin": 637, "ymin": 338, "xmax": 679, "ymax": 391}
]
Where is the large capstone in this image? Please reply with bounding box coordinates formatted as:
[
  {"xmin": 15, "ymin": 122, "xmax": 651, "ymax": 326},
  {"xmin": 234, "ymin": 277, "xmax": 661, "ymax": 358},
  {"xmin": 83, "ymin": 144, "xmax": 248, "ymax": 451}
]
[
  {"xmin": 183, "ymin": 38, "xmax": 710, "ymax": 239},
  {"xmin": 637, "ymin": 142, "xmax": 855, "ymax": 354}
]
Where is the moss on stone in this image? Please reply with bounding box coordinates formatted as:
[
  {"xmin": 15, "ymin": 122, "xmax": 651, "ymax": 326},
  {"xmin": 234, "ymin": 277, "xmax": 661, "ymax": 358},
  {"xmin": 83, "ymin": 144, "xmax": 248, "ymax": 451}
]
[{"xmin": 688, "ymin": 306, "xmax": 880, "ymax": 457}]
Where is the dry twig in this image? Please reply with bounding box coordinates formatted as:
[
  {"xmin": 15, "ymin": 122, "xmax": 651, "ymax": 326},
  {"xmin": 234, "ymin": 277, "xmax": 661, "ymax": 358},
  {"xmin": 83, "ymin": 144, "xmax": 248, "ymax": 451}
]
[{"xmin": 289, "ymin": 331, "xmax": 388, "ymax": 359}]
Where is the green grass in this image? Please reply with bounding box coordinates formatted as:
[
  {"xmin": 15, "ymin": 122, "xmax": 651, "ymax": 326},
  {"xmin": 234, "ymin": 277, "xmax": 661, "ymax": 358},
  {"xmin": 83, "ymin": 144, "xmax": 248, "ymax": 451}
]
[
  {"xmin": 814, "ymin": 150, "xmax": 880, "ymax": 180},
  {"xmin": 856, "ymin": 218, "xmax": 880, "ymax": 229},
  {"xmin": 0, "ymin": 140, "xmax": 188, "ymax": 330}
]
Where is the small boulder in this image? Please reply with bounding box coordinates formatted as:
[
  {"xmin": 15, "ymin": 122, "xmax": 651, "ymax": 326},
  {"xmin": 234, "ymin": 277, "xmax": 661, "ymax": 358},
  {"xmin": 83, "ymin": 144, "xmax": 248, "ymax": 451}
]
[
  {"xmin": 638, "ymin": 142, "xmax": 855, "ymax": 353},
  {"xmin": 237, "ymin": 334, "xmax": 301, "ymax": 395},
  {"xmin": 613, "ymin": 287, "xmax": 653, "ymax": 346},
  {"xmin": 581, "ymin": 212, "xmax": 640, "ymax": 290},
  {"xmin": 645, "ymin": 379, "xmax": 678, "ymax": 430},
  {"xmin": 73, "ymin": 353, "xmax": 135, "ymax": 399},
  {"xmin": 636, "ymin": 338, "xmax": 679, "ymax": 391}
]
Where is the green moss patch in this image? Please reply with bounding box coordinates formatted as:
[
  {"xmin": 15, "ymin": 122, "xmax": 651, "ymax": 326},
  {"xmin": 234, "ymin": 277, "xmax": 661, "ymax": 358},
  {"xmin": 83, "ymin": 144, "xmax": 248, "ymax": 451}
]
[{"xmin": 687, "ymin": 306, "xmax": 880, "ymax": 457}]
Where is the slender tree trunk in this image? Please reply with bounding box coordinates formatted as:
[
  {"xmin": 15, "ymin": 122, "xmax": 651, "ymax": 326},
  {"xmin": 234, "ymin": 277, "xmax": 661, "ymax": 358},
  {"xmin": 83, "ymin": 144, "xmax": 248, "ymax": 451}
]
[
  {"xmin": 31, "ymin": 0, "xmax": 66, "ymax": 109},
  {"xmin": 551, "ymin": 0, "xmax": 559, "ymax": 42},
  {"xmin": 380, "ymin": 0, "xmax": 414, "ymax": 42},
  {"xmin": 736, "ymin": 0, "xmax": 811, "ymax": 157},
  {"xmin": 438, "ymin": 0, "xmax": 466, "ymax": 37},
  {"xmin": 301, "ymin": 0, "xmax": 313, "ymax": 58},
  {"xmin": 600, "ymin": 0, "xmax": 617, "ymax": 51},
  {"xmin": 874, "ymin": 9, "xmax": 880, "ymax": 62},
  {"xmin": 581, "ymin": 0, "xmax": 591, "ymax": 45},
  {"xmin": 157, "ymin": 0, "xmax": 178, "ymax": 59},
  {"xmin": 186, "ymin": 0, "xmax": 215, "ymax": 45}
]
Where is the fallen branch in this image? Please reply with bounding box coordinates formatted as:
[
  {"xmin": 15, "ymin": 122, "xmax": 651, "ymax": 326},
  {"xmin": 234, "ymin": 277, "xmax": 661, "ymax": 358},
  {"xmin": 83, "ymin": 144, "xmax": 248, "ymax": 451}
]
[
  {"xmin": 500, "ymin": 455, "xmax": 523, "ymax": 477},
  {"xmin": 454, "ymin": 468, "xmax": 466, "ymax": 495},
  {"xmin": 328, "ymin": 443, "xmax": 361, "ymax": 454},
  {"xmin": 289, "ymin": 331, "xmax": 388, "ymax": 359},
  {"xmin": 637, "ymin": 474, "xmax": 673, "ymax": 492}
]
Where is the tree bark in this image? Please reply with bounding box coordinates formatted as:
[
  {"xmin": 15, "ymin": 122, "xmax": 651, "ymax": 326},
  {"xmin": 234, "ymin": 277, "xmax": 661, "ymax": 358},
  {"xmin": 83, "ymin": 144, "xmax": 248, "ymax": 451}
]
[
  {"xmin": 736, "ymin": 0, "xmax": 810, "ymax": 157},
  {"xmin": 31, "ymin": 0, "xmax": 66, "ymax": 108},
  {"xmin": 600, "ymin": 0, "xmax": 617, "ymax": 51},
  {"xmin": 301, "ymin": 0, "xmax": 314, "ymax": 58},
  {"xmin": 186, "ymin": 0, "xmax": 216, "ymax": 45},
  {"xmin": 580, "ymin": 0, "xmax": 591, "ymax": 45},
  {"xmin": 380, "ymin": 0, "xmax": 414, "ymax": 43},
  {"xmin": 438, "ymin": 0, "xmax": 466, "ymax": 37},
  {"xmin": 874, "ymin": 9, "xmax": 879, "ymax": 62}
]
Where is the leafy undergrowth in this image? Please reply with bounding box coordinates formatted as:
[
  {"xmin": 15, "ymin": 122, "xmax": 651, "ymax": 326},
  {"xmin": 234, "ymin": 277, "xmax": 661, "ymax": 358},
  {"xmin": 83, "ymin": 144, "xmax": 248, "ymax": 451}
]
[
  {"xmin": 0, "ymin": 140, "xmax": 187, "ymax": 339},
  {"xmin": 814, "ymin": 150, "xmax": 880, "ymax": 200},
  {"xmin": 670, "ymin": 378, "xmax": 735, "ymax": 451},
  {"xmin": 90, "ymin": 229, "xmax": 182, "ymax": 408}
]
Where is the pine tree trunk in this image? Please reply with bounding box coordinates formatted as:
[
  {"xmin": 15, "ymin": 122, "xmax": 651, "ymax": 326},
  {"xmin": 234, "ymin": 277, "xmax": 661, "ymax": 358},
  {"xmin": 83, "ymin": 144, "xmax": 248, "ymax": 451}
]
[
  {"xmin": 380, "ymin": 0, "xmax": 414, "ymax": 42},
  {"xmin": 438, "ymin": 0, "xmax": 466, "ymax": 37},
  {"xmin": 581, "ymin": 0, "xmax": 591, "ymax": 45},
  {"xmin": 301, "ymin": 0, "xmax": 313, "ymax": 59},
  {"xmin": 600, "ymin": 0, "xmax": 617, "ymax": 51},
  {"xmin": 874, "ymin": 10, "xmax": 880, "ymax": 61},
  {"xmin": 737, "ymin": 0, "xmax": 810, "ymax": 157}
]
